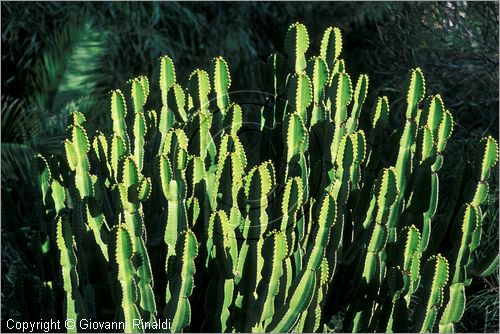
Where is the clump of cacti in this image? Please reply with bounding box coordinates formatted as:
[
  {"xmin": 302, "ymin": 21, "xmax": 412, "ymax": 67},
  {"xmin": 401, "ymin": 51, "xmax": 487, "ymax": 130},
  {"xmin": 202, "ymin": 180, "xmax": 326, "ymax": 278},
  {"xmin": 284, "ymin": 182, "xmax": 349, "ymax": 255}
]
[{"xmin": 36, "ymin": 23, "xmax": 498, "ymax": 333}]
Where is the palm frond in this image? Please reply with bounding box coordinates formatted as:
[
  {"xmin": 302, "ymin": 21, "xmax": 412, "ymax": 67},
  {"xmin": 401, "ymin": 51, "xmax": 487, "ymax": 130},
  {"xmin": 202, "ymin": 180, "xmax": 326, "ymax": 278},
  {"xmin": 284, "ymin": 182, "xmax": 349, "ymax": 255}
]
[
  {"xmin": 1, "ymin": 97, "xmax": 64, "ymax": 186},
  {"xmin": 30, "ymin": 18, "xmax": 108, "ymax": 114}
]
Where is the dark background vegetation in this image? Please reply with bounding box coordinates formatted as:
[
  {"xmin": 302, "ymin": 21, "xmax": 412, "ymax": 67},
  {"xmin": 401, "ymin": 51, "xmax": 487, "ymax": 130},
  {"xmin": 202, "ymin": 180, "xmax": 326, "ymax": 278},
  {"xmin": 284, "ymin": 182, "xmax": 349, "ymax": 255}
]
[{"xmin": 1, "ymin": 1, "xmax": 498, "ymax": 332}]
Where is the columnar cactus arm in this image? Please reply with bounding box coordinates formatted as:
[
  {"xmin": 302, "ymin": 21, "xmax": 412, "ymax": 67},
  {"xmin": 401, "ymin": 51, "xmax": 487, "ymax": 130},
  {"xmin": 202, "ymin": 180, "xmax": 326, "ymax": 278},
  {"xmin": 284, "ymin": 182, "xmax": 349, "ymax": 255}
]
[
  {"xmin": 233, "ymin": 163, "xmax": 274, "ymax": 330},
  {"xmin": 168, "ymin": 230, "xmax": 198, "ymax": 332},
  {"xmin": 302, "ymin": 258, "xmax": 329, "ymax": 332},
  {"xmin": 213, "ymin": 56, "xmax": 231, "ymax": 114},
  {"xmin": 188, "ymin": 69, "xmax": 211, "ymax": 112},
  {"xmin": 160, "ymin": 55, "xmax": 176, "ymax": 104},
  {"xmin": 204, "ymin": 274, "xmax": 235, "ymax": 333},
  {"xmin": 162, "ymin": 128, "xmax": 189, "ymax": 168},
  {"xmin": 438, "ymin": 137, "xmax": 498, "ymax": 331},
  {"xmin": 384, "ymin": 69, "xmax": 425, "ymax": 244},
  {"xmin": 371, "ymin": 96, "xmax": 390, "ymax": 130},
  {"xmin": 401, "ymin": 226, "xmax": 422, "ymax": 301},
  {"xmin": 435, "ymin": 110, "xmax": 453, "ymax": 155},
  {"xmin": 85, "ymin": 203, "xmax": 109, "ymax": 261},
  {"xmin": 186, "ymin": 69, "xmax": 216, "ymax": 161},
  {"xmin": 320, "ymin": 27, "xmax": 342, "ymax": 73},
  {"xmin": 305, "ymin": 192, "xmax": 336, "ymax": 271},
  {"xmin": 331, "ymin": 133, "xmax": 354, "ymax": 203},
  {"xmin": 438, "ymin": 283, "xmax": 466, "ymax": 333},
  {"xmin": 92, "ymin": 132, "xmax": 112, "ymax": 183},
  {"xmin": 133, "ymin": 111, "xmax": 146, "ymax": 172},
  {"xmin": 284, "ymin": 112, "xmax": 307, "ymax": 166},
  {"xmin": 328, "ymin": 72, "xmax": 352, "ymax": 164},
  {"xmin": 51, "ymin": 179, "xmax": 66, "ymax": 215},
  {"xmin": 223, "ymin": 103, "xmax": 243, "ymax": 137},
  {"xmin": 117, "ymin": 157, "xmax": 156, "ymax": 320},
  {"xmin": 167, "ymin": 83, "xmax": 187, "ymax": 123},
  {"xmin": 160, "ymin": 144, "xmax": 191, "ymax": 319},
  {"xmin": 395, "ymin": 68, "xmax": 425, "ymax": 190},
  {"xmin": 330, "ymin": 72, "xmax": 352, "ymax": 125},
  {"xmin": 136, "ymin": 240, "xmax": 156, "ymax": 322},
  {"xmin": 111, "ymin": 134, "xmax": 128, "ymax": 181},
  {"xmin": 255, "ymin": 231, "xmax": 287, "ymax": 326},
  {"xmin": 438, "ymin": 205, "xmax": 478, "ymax": 332},
  {"xmin": 416, "ymin": 96, "xmax": 453, "ymax": 252},
  {"xmin": 470, "ymin": 136, "xmax": 499, "ymax": 206},
  {"xmin": 350, "ymin": 167, "xmax": 398, "ymax": 332},
  {"xmin": 413, "ymin": 254, "xmax": 449, "ymax": 332},
  {"xmin": 71, "ymin": 124, "xmax": 93, "ymax": 199},
  {"xmin": 268, "ymin": 192, "xmax": 336, "ymax": 332},
  {"xmin": 111, "ymin": 90, "xmax": 130, "ymax": 149},
  {"xmin": 56, "ymin": 214, "xmax": 86, "ymax": 333},
  {"xmin": 115, "ymin": 226, "xmax": 141, "ymax": 333},
  {"xmin": 349, "ymin": 130, "xmax": 367, "ymax": 190},
  {"xmin": 159, "ymin": 55, "xmax": 176, "ymax": 136},
  {"xmin": 212, "ymin": 151, "xmax": 244, "ymax": 209},
  {"xmin": 118, "ymin": 156, "xmax": 140, "ymax": 214},
  {"xmin": 285, "ymin": 22, "xmax": 309, "ymax": 74},
  {"xmin": 258, "ymin": 53, "xmax": 286, "ymax": 125},
  {"xmin": 279, "ymin": 177, "xmax": 303, "ymax": 256},
  {"xmin": 68, "ymin": 110, "xmax": 86, "ymax": 127},
  {"xmin": 383, "ymin": 225, "xmax": 421, "ymax": 333},
  {"xmin": 307, "ymin": 57, "xmax": 328, "ymax": 126},
  {"xmin": 36, "ymin": 154, "xmax": 52, "ymax": 206},
  {"xmin": 267, "ymin": 269, "xmax": 316, "ymax": 332},
  {"xmin": 346, "ymin": 74, "xmax": 369, "ymax": 134},
  {"xmin": 210, "ymin": 210, "xmax": 238, "ymax": 278},
  {"xmin": 286, "ymin": 73, "xmax": 312, "ymax": 123},
  {"xmin": 131, "ymin": 76, "xmax": 149, "ymax": 115},
  {"xmin": 163, "ymin": 178, "xmax": 184, "ymax": 255}
]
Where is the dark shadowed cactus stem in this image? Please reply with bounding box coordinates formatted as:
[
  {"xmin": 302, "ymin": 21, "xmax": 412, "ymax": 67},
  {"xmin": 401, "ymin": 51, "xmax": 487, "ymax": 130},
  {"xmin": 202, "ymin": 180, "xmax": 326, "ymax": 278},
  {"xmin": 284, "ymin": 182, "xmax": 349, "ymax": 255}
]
[
  {"xmin": 235, "ymin": 162, "xmax": 274, "ymax": 331},
  {"xmin": 253, "ymin": 231, "xmax": 287, "ymax": 328},
  {"xmin": 385, "ymin": 225, "xmax": 422, "ymax": 333},
  {"xmin": 206, "ymin": 210, "xmax": 238, "ymax": 332}
]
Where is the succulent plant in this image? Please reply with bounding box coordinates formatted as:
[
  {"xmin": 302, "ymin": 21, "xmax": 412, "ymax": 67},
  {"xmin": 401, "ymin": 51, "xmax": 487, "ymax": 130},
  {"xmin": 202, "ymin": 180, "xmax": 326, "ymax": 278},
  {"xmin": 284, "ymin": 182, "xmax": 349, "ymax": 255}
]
[{"xmin": 36, "ymin": 23, "xmax": 498, "ymax": 333}]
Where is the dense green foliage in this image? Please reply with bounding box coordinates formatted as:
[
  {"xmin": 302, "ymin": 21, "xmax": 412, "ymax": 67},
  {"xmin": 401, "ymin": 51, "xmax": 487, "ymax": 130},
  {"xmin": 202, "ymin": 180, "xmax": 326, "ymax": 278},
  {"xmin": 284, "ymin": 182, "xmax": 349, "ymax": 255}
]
[
  {"xmin": 32, "ymin": 22, "xmax": 498, "ymax": 333},
  {"xmin": 2, "ymin": 2, "xmax": 498, "ymax": 332}
]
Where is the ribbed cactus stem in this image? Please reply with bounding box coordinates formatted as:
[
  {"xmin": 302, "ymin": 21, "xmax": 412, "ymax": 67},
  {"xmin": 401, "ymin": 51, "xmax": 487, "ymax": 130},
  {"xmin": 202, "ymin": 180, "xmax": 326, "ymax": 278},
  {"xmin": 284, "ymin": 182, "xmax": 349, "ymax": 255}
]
[
  {"xmin": 56, "ymin": 214, "xmax": 86, "ymax": 333},
  {"xmin": 115, "ymin": 226, "xmax": 141, "ymax": 333}
]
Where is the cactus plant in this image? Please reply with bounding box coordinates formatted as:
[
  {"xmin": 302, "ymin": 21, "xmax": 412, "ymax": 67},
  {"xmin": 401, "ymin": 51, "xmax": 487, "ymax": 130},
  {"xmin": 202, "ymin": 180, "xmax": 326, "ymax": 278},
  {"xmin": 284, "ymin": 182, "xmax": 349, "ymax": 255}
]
[{"xmin": 36, "ymin": 23, "xmax": 498, "ymax": 333}]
